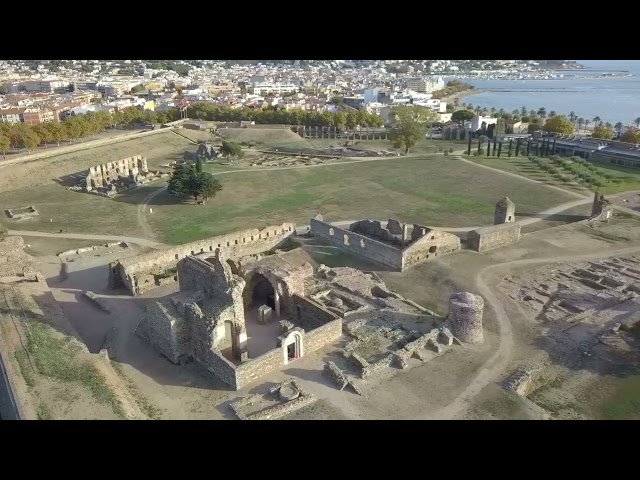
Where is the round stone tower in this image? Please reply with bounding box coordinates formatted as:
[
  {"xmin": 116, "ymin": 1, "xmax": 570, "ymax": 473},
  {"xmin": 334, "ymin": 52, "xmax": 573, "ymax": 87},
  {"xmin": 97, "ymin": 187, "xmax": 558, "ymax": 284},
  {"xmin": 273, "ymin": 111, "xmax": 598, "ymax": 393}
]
[
  {"xmin": 448, "ymin": 292, "xmax": 484, "ymax": 344},
  {"xmin": 494, "ymin": 196, "xmax": 515, "ymax": 225}
]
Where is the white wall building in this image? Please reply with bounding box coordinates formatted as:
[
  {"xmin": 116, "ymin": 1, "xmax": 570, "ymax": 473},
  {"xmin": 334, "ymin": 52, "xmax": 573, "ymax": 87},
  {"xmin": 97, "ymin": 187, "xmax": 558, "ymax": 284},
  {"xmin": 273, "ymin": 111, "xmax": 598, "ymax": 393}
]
[
  {"xmin": 250, "ymin": 82, "xmax": 298, "ymax": 96},
  {"xmin": 471, "ymin": 115, "xmax": 498, "ymax": 132}
]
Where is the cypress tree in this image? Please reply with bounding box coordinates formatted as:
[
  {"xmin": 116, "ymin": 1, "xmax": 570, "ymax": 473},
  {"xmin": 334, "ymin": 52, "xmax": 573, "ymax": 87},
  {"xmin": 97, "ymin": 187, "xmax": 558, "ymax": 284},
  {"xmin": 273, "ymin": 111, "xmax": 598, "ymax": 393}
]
[{"xmin": 467, "ymin": 135, "xmax": 472, "ymax": 155}]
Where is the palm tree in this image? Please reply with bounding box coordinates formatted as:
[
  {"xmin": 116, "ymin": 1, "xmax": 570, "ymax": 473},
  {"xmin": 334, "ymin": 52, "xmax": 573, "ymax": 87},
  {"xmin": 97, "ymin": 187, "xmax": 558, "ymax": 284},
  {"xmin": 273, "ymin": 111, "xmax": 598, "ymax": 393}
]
[
  {"xmin": 584, "ymin": 119, "xmax": 591, "ymax": 132},
  {"xmin": 605, "ymin": 122, "xmax": 613, "ymax": 129},
  {"xmin": 635, "ymin": 117, "xmax": 640, "ymax": 128},
  {"xmin": 549, "ymin": 111, "xmax": 556, "ymax": 118},
  {"xmin": 593, "ymin": 116, "xmax": 601, "ymax": 126},
  {"xmin": 529, "ymin": 109, "xmax": 537, "ymax": 117},
  {"xmin": 511, "ymin": 109, "xmax": 519, "ymax": 116},
  {"xmin": 538, "ymin": 107, "xmax": 547, "ymax": 119},
  {"xmin": 569, "ymin": 111, "xmax": 577, "ymax": 123},
  {"xmin": 577, "ymin": 117, "xmax": 585, "ymax": 131},
  {"xmin": 462, "ymin": 102, "xmax": 466, "ymax": 110},
  {"xmin": 615, "ymin": 122, "xmax": 624, "ymax": 134},
  {"xmin": 467, "ymin": 103, "xmax": 473, "ymax": 111},
  {"xmin": 490, "ymin": 107, "xmax": 496, "ymax": 115},
  {"xmin": 521, "ymin": 106, "xmax": 527, "ymax": 116}
]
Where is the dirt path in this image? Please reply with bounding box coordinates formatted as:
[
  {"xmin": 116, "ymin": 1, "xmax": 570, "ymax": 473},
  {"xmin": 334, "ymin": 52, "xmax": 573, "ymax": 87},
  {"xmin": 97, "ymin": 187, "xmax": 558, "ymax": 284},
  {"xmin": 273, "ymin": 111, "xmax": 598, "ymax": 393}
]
[
  {"xmin": 425, "ymin": 243, "xmax": 640, "ymax": 420},
  {"xmin": 6, "ymin": 230, "xmax": 164, "ymax": 249}
]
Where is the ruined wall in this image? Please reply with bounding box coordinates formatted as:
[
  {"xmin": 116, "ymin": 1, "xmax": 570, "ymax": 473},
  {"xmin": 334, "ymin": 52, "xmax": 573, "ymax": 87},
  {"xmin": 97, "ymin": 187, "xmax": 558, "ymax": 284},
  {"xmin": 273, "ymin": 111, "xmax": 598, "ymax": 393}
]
[
  {"xmin": 235, "ymin": 348, "xmax": 284, "ymax": 390},
  {"xmin": 291, "ymin": 294, "xmax": 340, "ymax": 330},
  {"xmin": 109, "ymin": 222, "xmax": 295, "ymax": 295},
  {"xmin": 402, "ymin": 228, "xmax": 461, "ymax": 269},
  {"xmin": 199, "ymin": 350, "xmax": 238, "ymax": 389},
  {"xmin": 448, "ymin": 292, "xmax": 484, "ymax": 344},
  {"xmin": 304, "ymin": 318, "xmax": 343, "ymax": 353},
  {"xmin": 310, "ymin": 218, "xmax": 403, "ymax": 270},
  {"xmin": 467, "ymin": 223, "xmax": 521, "ymax": 252},
  {"xmin": 86, "ymin": 155, "xmax": 148, "ymax": 190},
  {"xmin": 136, "ymin": 300, "xmax": 188, "ymax": 363}
]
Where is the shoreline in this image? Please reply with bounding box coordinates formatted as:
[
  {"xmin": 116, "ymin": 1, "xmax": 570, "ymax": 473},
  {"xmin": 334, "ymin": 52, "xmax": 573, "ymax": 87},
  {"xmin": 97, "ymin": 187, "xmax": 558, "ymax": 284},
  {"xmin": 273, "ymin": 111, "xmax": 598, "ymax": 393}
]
[{"xmin": 439, "ymin": 88, "xmax": 485, "ymax": 105}]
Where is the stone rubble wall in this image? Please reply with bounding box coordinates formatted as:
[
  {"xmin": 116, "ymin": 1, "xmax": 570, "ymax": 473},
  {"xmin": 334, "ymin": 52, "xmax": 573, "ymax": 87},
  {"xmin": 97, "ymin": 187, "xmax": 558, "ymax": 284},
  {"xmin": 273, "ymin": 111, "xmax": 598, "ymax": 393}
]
[
  {"xmin": 310, "ymin": 218, "xmax": 404, "ymax": 270},
  {"xmin": 109, "ymin": 222, "xmax": 295, "ymax": 295},
  {"xmin": 235, "ymin": 348, "xmax": 284, "ymax": 390},
  {"xmin": 136, "ymin": 300, "xmax": 187, "ymax": 364},
  {"xmin": 291, "ymin": 294, "xmax": 340, "ymax": 330},
  {"xmin": 304, "ymin": 318, "xmax": 343, "ymax": 353},
  {"xmin": 467, "ymin": 223, "xmax": 521, "ymax": 253},
  {"xmin": 401, "ymin": 229, "xmax": 461, "ymax": 269}
]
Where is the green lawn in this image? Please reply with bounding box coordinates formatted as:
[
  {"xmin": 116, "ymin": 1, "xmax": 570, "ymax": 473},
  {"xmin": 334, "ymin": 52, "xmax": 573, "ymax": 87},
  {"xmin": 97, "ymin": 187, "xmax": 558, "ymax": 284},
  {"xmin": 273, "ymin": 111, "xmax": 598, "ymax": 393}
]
[
  {"xmin": 466, "ymin": 155, "xmax": 640, "ymax": 195},
  {"xmin": 149, "ymin": 155, "xmax": 575, "ymax": 244},
  {"xmin": 1, "ymin": 154, "xmax": 577, "ymax": 245}
]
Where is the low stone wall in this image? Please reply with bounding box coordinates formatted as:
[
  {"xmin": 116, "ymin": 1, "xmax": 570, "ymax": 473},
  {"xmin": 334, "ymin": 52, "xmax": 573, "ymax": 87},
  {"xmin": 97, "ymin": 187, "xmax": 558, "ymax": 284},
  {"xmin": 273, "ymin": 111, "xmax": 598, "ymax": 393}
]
[
  {"xmin": 202, "ymin": 350, "xmax": 238, "ymax": 389},
  {"xmin": 304, "ymin": 318, "xmax": 343, "ymax": 353},
  {"xmin": 109, "ymin": 222, "xmax": 296, "ymax": 295},
  {"xmin": 310, "ymin": 218, "xmax": 403, "ymax": 270},
  {"xmin": 467, "ymin": 223, "xmax": 521, "ymax": 252},
  {"xmin": 235, "ymin": 348, "xmax": 283, "ymax": 390},
  {"xmin": 292, "ymin": 294, "xmax": 340, "ymax": 330}
]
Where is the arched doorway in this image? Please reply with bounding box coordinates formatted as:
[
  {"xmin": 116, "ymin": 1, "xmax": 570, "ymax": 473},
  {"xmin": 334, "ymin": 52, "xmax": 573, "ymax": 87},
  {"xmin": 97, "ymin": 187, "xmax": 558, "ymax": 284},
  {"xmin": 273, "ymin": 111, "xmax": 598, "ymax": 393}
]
[
  {"xmin": 249, "ymin": 273, "xmax": 275, "ymax": 310},
  {"xmin": 282, "ymin": 330, "xmax": 304, "ymax": 365}
]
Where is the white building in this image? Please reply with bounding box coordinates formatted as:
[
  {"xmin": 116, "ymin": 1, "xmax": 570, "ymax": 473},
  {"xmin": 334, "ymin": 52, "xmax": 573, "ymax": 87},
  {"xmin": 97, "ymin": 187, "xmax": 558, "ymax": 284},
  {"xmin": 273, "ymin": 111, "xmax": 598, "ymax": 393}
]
[
  {"xmin": 250, "ymin": 82, "xmax": 298, "ymax": 96},
  {"xmin": 471, "ymin": 115, "xmax": 498, "ymax": 132},
  {"xmin": 405, "ymin": 76, "xmax": 445, "ymax": 93}
]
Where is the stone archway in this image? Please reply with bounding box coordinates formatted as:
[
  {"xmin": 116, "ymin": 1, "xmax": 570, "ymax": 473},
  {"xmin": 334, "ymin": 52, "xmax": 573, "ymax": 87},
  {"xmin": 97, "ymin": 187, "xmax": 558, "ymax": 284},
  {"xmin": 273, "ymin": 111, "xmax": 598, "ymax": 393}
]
[
  {"xmin": 281, "ymin": 330, "xmax": 304, "ymax": 365},
  {"xmin": 243, "ymin": 271, "xmax": 281, "ymax": 318}
]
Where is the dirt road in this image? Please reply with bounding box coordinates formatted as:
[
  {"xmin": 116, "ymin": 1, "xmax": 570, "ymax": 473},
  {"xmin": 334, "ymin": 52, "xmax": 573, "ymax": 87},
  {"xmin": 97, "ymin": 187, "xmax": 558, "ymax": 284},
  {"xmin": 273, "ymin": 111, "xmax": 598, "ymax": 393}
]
[
  {"xmin": 6, "ymin": 230, "xmax": 164, "ymax": 249},
  {"xmin": 425, "ymin": 243, "xmax": 640, "ymax": 420}
]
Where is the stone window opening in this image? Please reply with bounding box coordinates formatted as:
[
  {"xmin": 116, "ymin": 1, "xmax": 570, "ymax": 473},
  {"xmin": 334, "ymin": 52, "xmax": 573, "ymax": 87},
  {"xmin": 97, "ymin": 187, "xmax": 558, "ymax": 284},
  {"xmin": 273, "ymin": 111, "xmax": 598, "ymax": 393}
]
[
  {"xmin": 200, "ymin": 248, "xmax": 204, "ymax": 253},
  {"xmin": 251, "ymin": 236, "xmax": 254, "ymax": 241},
  {"xmin": 258, "ymin": 234, "xmax": 262, "ymax": 239},
  {"xmin": 273, "ymin": 230, "xmax": 277, "ymax": 236},
  {"xmin": 266, "ymin": 232, "xmax": 270, "ymax": 238},
  {"xmin": 242, "ymin": 238, "xmax": 246, "ymax": 243},
  {"xmin": 289, "ymin": 227, "xmax": 293, "ymax": 231},
  {"xmin": 235, "ymin": 239, "xmax": 238, "ymax": 245},
  {"xmin": 508, "ymin": 215, "xmax": 512, "ymax": 221},
  {"xmin": 218, "ymin": 244, "xmax": 221, "ymax": 248},
  {"xmin": 431, "ymin": 235, "xmax": 435, "ymax": 239},
  {"xmin": 329, "ymin": 228, "xmax": 335, "ymax": 236},
  {"xmin": 429, "ymin": 246, "xmax": 437, "ymax": 253},
  {"xmin": 343, "ymin": 234, "xmax": 350, "ymax": 246},
  {"xmin": 226, "ymin": 241, "xmax": 230, "ymax": 247},
  {"xmin": 191, "ymin": 250, "xmax": 195, "ymax": 255},
  {"xmin": 209, "ymin": 246, "xmax": 213, "ymax": 251}
]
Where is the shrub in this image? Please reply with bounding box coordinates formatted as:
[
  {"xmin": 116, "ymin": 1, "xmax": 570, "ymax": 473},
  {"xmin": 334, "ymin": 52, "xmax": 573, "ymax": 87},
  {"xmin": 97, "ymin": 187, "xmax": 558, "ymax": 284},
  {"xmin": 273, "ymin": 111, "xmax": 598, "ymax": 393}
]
[
  {"xmin": 437, "ymin": 146, "xmax": 444, "ymax": 152},
  {"xmin": 0, "ymin": 222, "xmax": 6, "ymax": 235},
  {"xmin": 478, "ymin": 147, "xmax": 485, "ymax": 155},
  {"xmin": 448, "ymin": 147, "xmax": 454, "ymax": 153},
  {"xmin": 444, "ymin": 150, "xmax": 449, "ymax": 156},
  {"xmin": 473, "ymin": 151, "xmax": 479, "ymax": 156}
]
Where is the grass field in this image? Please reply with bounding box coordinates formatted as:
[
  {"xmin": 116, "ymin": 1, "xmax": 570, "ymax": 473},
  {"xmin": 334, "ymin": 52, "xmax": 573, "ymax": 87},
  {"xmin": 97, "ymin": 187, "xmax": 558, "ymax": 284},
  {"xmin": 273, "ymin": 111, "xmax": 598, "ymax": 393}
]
[
  {"xmin": 148, "ymin": 155, "xmax": 575, "ymax": 244},
  {"xmin": 0, "ymin": 130, "xmax": 195, "ymax": 192},
  {"xmin": 466, "ymin": 155, "xmax": 640, "ymax": 194}
]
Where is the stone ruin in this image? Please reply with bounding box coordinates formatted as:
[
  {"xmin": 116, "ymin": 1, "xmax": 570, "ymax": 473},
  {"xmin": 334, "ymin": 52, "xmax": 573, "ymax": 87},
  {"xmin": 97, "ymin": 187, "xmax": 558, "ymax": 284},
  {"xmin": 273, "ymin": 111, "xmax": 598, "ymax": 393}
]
[
  {"xmin": 591, "ymin": 191, "xmax": 613, "ymax": 221},
  {"xmin": 195, "ymin": 142, "xmax": 219, "ymax": 160},
  {"xmin": 321, "ymin": 286, "xmax": 485, "ymax": 395},
  {"xmin": 229, "ymin": 378, "xmax": 316, "ymax": 420},
  {"xmin": 494, "ymin": 196, "xmax": 515, "ymax": 225},
  {"xmin": 5, "ymin": 206, "xmax": 39, "ymax": 220},
  {"xmin": 67, "ymin": 155, "xmax": 167, "ymax": 197}
]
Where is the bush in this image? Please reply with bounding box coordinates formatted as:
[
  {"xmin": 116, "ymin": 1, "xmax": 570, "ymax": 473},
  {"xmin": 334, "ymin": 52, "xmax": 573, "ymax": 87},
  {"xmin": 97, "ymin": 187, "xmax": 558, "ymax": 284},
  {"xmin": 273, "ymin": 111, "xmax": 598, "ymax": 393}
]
[
  {"xmin": 437, "ymin": 146, "xmax": 443, "ymax": 152},
  {"xmin": 0, "ymin": 222, "xmax": 6, "ymax": 235},
  {"xmin": 444, "ymin": 150, "xmax": 449, "ymax": 156},
  {"xmin": 473, "ymin": 151, "xmax": 479, "ymax": 157},
  {"xmin": 449, "ymin": 147, "xmax": 454, "ymax": 153},
  {"xmin": 478, "ymin": 147, "xmax": 485, "ymax": 155}
]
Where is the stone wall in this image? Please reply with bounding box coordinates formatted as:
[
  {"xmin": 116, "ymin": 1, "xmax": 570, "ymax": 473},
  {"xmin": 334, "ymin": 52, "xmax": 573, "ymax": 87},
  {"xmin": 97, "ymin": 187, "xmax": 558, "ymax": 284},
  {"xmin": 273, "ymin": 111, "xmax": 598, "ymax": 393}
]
[
  {"xmin": 86, "ymin": 155, "xmax": 148, "ymax": 190},
  {"xmin": 235, "ymin": 348, "xmax": 284, "ymax": 390},
  {"xmin": 467, "ymin": 223, "xmax": 521, "ymax": 252},
  {"xmin": 402, "ymin": 228, "xmax": 461, "ymax": 269},
  {"xmin": 310, "ymin": 218, "xmax": 403, "ymax": 270},
  {"xmin": 304, "ymin": 318, "xmax": 343, "ymax": 353},
  {"xmin": 136, "ymin": 300, "xmax": 187, "ymax": 363},
  {"xmin": 291, "ymin": 294, "xmax": 340, "ymax": 330},
  {"xmin": 109, "ymin": 222, "xmax": 295, "ymax": 295},
  {"xmin": 200, "ymin": 350, "xmax": 238, "ymax": 389}
]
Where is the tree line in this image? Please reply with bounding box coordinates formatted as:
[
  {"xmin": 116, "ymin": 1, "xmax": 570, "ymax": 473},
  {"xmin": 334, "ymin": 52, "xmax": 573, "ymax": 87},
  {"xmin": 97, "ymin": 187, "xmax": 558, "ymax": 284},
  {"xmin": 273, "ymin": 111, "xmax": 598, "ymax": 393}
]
[
  {"xmin": 0, "ymin": 107, "xmax": 181, "ymax": 156},
  {"xmin": 185, "ymin": 102, "xmax": 384, "ymax": 128}
]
